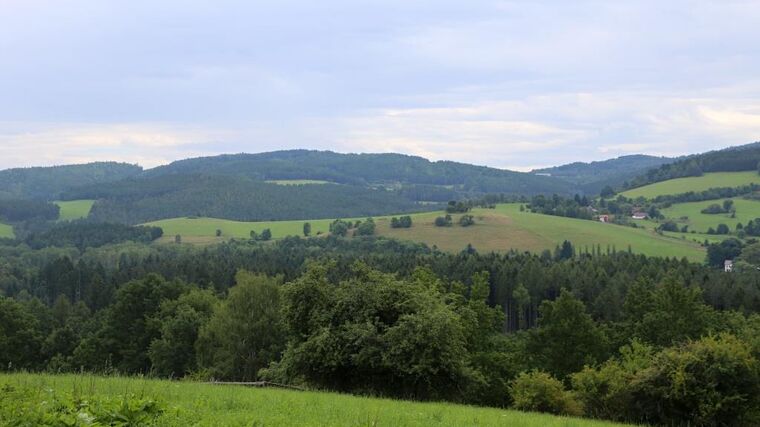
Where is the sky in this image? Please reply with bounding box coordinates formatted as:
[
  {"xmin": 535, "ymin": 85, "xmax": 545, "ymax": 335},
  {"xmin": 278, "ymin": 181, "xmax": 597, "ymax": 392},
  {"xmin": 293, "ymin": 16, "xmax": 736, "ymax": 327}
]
[{"xmin": 1, "ymin": 0, "xmax": 760, "ymax": 171}]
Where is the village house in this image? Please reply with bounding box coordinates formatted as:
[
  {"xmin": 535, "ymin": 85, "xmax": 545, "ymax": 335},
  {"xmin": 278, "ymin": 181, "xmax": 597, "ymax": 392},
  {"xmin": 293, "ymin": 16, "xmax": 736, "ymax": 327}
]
[{"xmin": 631, "ymin": 212, "xmax": 648, "ymax": 220}]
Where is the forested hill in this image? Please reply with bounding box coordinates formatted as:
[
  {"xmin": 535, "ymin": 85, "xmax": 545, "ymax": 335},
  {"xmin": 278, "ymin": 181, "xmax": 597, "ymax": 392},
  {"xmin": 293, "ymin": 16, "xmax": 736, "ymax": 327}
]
[
  {"xmin": 66, "ymin": 174, "xmax": 429, "ymax": 224},
  {"xmin": 0, "ymin": 162, "xmax": 142, "ymax": 200},
  {"xmin": 533, "ymin": 154, "xmax": 675, "ymax": 194},
  {"xmin": 144, "ymin": 150, "xmax": 577, "ymax": 196},
  {"xmin": 626, "ymin": 141, "xmax": 760, "ymax": 190}
]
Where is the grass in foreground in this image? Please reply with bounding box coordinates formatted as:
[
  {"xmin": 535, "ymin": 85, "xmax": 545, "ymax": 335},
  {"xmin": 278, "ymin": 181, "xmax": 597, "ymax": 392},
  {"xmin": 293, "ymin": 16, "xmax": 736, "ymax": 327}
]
[
  {"xmin": 54, "ymin": 199, "xmax": 95, "ymax": 221},
  {"xmin": 621, "ymin": 171, "xmax": 760, "ymax": 199},
  {"xmin": 0, "ymin": 222, "xmax": 12, "ymax": 238},
  {"xmin": 0, "ymin": 373, "xmax": 628, "ymax": 427}
]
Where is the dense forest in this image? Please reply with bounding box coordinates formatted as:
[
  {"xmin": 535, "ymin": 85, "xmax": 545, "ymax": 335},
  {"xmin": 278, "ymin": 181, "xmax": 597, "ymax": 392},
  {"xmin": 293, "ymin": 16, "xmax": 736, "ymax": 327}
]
[
  {"xmin": 65, "ymin": 174, "xmax": 432, "ymax": 224},
  {"xmin": 144, "ymin": 150, "xmax": 577, "ymax": 196},
  {"xmin": 625, "ymin": 141, "xmax": 760, "ymax": 189},
  {"xmin": 2, "ymin": 235, "xmax": 760, "ymax": 425},
  {"xmin": 0, "ymin": 162, "xmax": 142, "ymax": 200}
]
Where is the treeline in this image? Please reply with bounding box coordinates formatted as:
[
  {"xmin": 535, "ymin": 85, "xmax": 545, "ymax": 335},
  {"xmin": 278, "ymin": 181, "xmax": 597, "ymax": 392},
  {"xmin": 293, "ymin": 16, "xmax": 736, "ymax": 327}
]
[
  {"xmin": 527, "ymin": 194, "xmax": 593, "ymax": 219},
  {"xmin": 64, "ymin": 174, "xmax": 431, "ymax": 224},
  {"xmin": 24, "ymin": 221, "xmax": 163, "ymax": 250},
  {"xmin": 0, "ymin": 199, "xmax": 59, "ymax": 222},
  {"xmin": 625, "ymin": 141, "xmax": 760, "ymax": 189},
  {"xmin": 1, "ymin": 237, "xmax": 760, "ymax": 424}
]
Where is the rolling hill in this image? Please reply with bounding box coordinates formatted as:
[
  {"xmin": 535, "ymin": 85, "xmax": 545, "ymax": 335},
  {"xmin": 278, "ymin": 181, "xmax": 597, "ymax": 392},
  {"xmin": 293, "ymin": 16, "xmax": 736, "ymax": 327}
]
[
  {"xmin": 621, "ymin": 171, "xmax": 760, "ymax": 199},
  {"xmin": 533, "ymin": 154, "xmax": 675, "ymax": 193},
  {"xmin": 147, "ymin": 203, "xmax": 706, "ymax": 261},
  {"xmin": 0, "ymin": 162, "xmax": 142, "ymax": 200}
]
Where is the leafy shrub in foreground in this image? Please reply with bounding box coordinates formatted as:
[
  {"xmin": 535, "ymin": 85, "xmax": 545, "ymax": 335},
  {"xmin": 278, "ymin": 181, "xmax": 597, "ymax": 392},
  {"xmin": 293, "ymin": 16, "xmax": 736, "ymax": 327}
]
[{"xmin": 509, "ymin": 371, "xmax": 582, "ymax": 416}]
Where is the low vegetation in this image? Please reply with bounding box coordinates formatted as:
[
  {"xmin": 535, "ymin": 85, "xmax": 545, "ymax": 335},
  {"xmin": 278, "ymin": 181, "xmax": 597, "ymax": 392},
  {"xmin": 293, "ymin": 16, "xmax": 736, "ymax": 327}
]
[
  {"xmin": 54, "ymin": 199, "xmax": 95, "ymax": 221},
  {"xmin": 0, "ymin": 374, "xmax": 626, "ymax": 426}
]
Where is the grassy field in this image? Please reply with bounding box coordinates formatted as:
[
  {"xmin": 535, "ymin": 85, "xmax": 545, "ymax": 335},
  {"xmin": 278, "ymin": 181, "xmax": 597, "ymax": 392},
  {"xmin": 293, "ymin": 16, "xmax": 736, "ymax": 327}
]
[
  {"xmin": 378, "ymin": 206, "xmax": 703, "ymax": 261},
  {"xmin": 147, "ymin": 204, "xmax": 706, "ymax": 261},
  {"xmin": 54, "ymin": 199, "xmax": 95, "ymax": 221},
  {"xmin": 621, "ymin": 171, "xmax": 760, "ymax": 199},
  {"xmin": 266, "ymin": 179, "xmax": 331, "ymax": 185},
  {"xmin": 0, "ymin": 373, "xmax": 628, "ymax": 427},
  {"xmin": 0, "ymin": 222, "xmax": 12, "ymax": 238},
  {"xmin": 655, "ymin": 198, "xmax": 760, "ymax": 233}
]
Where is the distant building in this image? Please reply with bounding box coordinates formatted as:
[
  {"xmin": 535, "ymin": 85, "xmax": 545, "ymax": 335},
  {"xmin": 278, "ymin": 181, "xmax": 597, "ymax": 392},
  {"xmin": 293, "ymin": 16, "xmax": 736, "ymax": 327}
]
[
  {"xmin": 725, "ymin": 260, "xmax": 734, "ymax": 272},
  {"xmin": 534, "ymin": 173, "xmax": 552, "ymax": 177},
  {"xmin": 632, "ymin": 212, "xmax": 648, "ymax": 220},
  {"xmin": 598, "ymin": 214, "xmax": 610, "ymax": 223}
]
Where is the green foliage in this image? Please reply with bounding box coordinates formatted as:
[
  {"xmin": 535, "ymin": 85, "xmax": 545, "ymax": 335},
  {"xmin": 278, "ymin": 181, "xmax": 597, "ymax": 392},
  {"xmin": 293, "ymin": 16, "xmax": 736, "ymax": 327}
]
[
  {"xmin": 510, "ymin": 371, "xmax": 582, "ymax": 416},
  {"xmin": 0, "ymin": 297, "xmax": 42, "ymax": 370},
  {"xmin": 530, "ymin": 290, "xmax": 607, "ymax": 379},
  {"xmin": 303, "ymin": 222, "xmax": 311, "ymax": 236},
  {"xmin": 0, "ymin": 384, "xmax": 167, "ymax": 426},
  {"xmin": 434, "ymin": 215, "xmax": 452, "ymax": 227},
  {"xmin": 706, "ymin": 238, "xmax": 742, "ymax": 268},
  {"xmin": 631, "ymin": 334, "xmax": 760, "ymax": 426},
  {"xmin": 354, "ymin": 218, "xmax": 376, "ymax": 236},
  {"xmin": 390, "ymin": 215, "xmax": 413, "ymax": 228},
  {"xmin": 329, "ymin": 219, "xmax": 350, "ymax": 237},
  {"xmin": 0, "ymin": 199, "xmax": 59, "ymax": 222},
  {"xmin": 196, "ymin": 271, "xmax": 285, "ymax": 381},
  {"xmin": 25, "ymin": 221, "xmax": 163, "ymax": 250},
  {"xmin": 459, "ymin": 214, "xmax": 475, "ymax": 227}
]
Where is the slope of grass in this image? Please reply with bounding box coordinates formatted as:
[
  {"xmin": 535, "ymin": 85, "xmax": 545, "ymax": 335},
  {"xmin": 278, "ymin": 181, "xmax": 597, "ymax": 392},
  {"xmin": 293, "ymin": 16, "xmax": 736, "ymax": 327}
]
[
  {"xmin": 380, "ymin": 205, "xmax": 702, "ymax": 261},
  {"xmin": 655, "ymin": 198, "xmax": 760, "ymax": 233},
  {"xmin": 54, "ymin": 199, "xmax": 95, "ymax": 221},
  {"xmin": 0, "ymin": 373, "xmax": 627, "ymax": 427},
  {"xmin": 147, "ymin": 205, "xmax": 705, "ymax": 261},
  {"xmin": 0, "ymin": 222, "xmax": 12, "ymax": 238},
  {"xmin": 621, "ymin": 171, "xmax": 760, "ymax": 199}
]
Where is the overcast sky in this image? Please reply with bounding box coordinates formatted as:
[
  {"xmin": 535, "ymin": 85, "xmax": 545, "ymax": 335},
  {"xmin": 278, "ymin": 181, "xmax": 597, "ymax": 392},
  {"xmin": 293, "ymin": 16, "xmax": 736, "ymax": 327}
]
[{"xmin": 1, "ymin": 0, "xmax": 760, "ymax": 171}]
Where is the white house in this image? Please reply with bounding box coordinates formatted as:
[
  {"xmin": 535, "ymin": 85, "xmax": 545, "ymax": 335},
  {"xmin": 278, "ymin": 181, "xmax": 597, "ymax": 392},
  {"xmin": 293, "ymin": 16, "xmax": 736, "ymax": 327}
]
[{"xmin": 725, "ymin": 260, "xmax": 734, "ymax": 272}]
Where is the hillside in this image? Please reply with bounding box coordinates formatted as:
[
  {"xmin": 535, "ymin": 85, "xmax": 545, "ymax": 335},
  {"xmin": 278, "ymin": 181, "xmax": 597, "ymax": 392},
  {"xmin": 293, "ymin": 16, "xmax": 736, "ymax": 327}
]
[
  {"xmin": 0, "ymin": 162, "xmax": 142, "ymax": 200},
  {"xmin": 621, "ymin": 171, "xmax": 760, "ymax": 199},
  {"xmin": 147, "ymin": 204, "xmax": 706, "ymax": 261},
  {"xmin": 626, "ymin": 141, "xmax": 760, "ymax": 189},
  {"xmin": 145, "ymin": 150, "xmax": 578, "ymax": 197},
  {"xmin": 69, "ymin": 174, "xmax": 431, "ymax": 224},
  {"xmin": 534, "ymin": 154, "xmax": 674, "ymax": 193},
  {"xmin": 0, "ymin": 373, "xmax": 625, "ymax": 427}
]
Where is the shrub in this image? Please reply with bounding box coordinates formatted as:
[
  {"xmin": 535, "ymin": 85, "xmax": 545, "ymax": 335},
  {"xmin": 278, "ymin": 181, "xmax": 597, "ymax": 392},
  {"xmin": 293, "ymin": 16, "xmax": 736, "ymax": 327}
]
[
  {"xmin": 701, "ymin": 203, "xmax": 726, "ymax": 214},
  {"xmin": 459, "ymin": 215, "xmax": 475, "ymax": 227},
  {"xmin": 434, "ymin": 216, "xmax": 452, "ymax": 227},
  {"xmin": 509, "ymin": 371, "xmax": 582, "ymax": 416},
  {"xmin": 631, "ymin": 334, "xmax": 760, "ymax": 426}
]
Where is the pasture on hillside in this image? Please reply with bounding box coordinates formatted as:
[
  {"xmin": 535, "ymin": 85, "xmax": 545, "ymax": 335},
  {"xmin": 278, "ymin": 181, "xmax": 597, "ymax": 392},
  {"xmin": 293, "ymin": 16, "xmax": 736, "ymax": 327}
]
[
  {"xmin": 621, "ymin": 171, "xmax": 760, "ymax": 199},
  {"xmin": 0, "ymin": 222, "xmax": 12, "ymax": 238},
  {"xmin": 147, "ymin": 204, "xmax": 705, "ymax": 261},
  {"xmin": 0, "ymin": 373, "xmax": 629, "ymax": 427},
  {"xmin": 54, "ymin": 199, "xmax": 95, "ymax": 221},
  {"xmin": 657, "ymin": 198, "xmax": 760, "ymax": 233}
]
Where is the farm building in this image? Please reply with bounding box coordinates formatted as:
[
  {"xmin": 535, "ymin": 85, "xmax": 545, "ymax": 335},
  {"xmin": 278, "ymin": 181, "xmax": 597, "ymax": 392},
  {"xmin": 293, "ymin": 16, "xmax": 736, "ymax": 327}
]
[
  {"xmin": 598, "ymin": 214, "xmax": 610, "ymax": 223},
  {"xmin": 631, "ymin": 212, "xmax": 648, "ymax": 220}
]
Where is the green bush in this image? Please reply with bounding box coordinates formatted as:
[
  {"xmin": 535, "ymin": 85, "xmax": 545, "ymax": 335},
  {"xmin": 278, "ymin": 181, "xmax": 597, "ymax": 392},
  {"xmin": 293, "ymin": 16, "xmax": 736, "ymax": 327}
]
[
  {"xmin": 631, "ymin": 334, "xmax": 760, "ymax": 426},
  {"xmin": 509, "ymin": 371, "xmax": 582, "ymax": 416}
]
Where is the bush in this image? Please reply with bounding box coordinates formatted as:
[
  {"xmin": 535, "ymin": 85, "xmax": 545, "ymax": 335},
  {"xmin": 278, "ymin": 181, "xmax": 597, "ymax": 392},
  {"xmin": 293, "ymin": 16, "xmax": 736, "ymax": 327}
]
[
  {"xmin": 631, "ymin": 334, "xmax": 760, "ymax": 426},
  {"xmin": 390, "ymin": 215, "xmax": 413, "ymax": 228},
  {"xmin": 509, "ymin": 371, "xmax": 582, "ymax": 416},
  {"xmin": 701, "ymin": 203, "xmax": 726, "ymax": 214},
  {"xmin": 459, "ymin": 215, "xmax": 475, "ymax": 227},
  {"xmin": 434, "ymin": 215, "xmax": 452, "ymax": 227},
  {"xmin": 354, "ymin": 218, "xmax": 376, "ymax": 236}
]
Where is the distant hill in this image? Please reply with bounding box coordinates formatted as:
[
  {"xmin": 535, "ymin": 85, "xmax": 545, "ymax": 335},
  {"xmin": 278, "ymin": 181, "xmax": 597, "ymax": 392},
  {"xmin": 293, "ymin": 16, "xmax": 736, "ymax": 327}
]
[
  {"xmin": 0, "ymin": 162, "xmax": 142, "ymax": 200},
  {"xmin": 533, "ymin": 155, "xmax": 675, "ymax": 194},
  {"xmin": 145, "ymin": 150, "xmax": 577, "ymax": 198},
  {"xmin": 626, "ymin": 141, "xmax": 760, "ymax": 190},
  {"xmin": 65, "ymin": 174, "xmax": 431, "ymax": 224}
]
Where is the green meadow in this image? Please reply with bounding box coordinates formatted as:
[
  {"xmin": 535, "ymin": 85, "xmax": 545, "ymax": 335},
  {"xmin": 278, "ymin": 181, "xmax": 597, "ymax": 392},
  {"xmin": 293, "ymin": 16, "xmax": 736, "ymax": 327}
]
[
  {"xmin": 147, "ymin": 204, "xmax": 705, "ymax": 261},
  {"xmin": 621, "ymin": 171, "xmax": 760, "ymax": 199},
  {"xmin": 54, "ymin": 199, "xmax": 95, "ymax": 221},
  {"xmin": 0, "ymin": 373, "xmax": 628, "ymax": 427},
  {"xmin": 657, "ymin": 198, "xmax": 760, "ymax": 233},
  {"xmin": 0, "ymin": 222, "xmax": 12, "ymax": 238}
]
